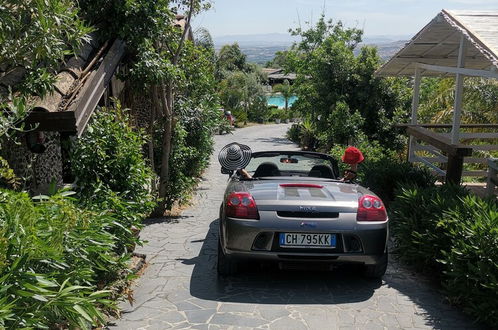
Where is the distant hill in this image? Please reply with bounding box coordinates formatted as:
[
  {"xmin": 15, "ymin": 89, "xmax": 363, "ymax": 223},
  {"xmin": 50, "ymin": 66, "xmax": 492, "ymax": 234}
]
[
  {"xmin": 213, "ymin": 33, "xmax": 409, "ymax": 65},
  {"xmin": 356, "ymin": 40, "xmax": 407, "ymax": 61},
  {"xmin": 213, "ymin": 33, "xmax": 299, "ymax": 47}
]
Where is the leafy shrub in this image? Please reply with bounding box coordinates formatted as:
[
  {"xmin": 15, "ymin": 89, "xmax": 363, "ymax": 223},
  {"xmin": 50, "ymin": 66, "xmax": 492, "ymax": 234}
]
[
  {"xmin": 72, "ymin": 102, "xmax": 155, "ymax": 216},
  {"xmin": 299, "ymin": 118, "xmax": 318, "ymax": 150},
  {"xmin": 232, "ymin": 109, "xmax": 247, "ymax": 126},
  {"xmin": 0, "ymin": 189, "xmax": 124, "ymax": 328},
  {"xmin": 269, "ymin": 108, "xmax": 285, "ymax": 121},
  {"xmin": 389, "ymin": 187, "xmax": 498, "ymax": 326},
  {"xmin": 439, "ymin": 196, "xmax": 498, "ymax": 325},
  {"xmin": 154, "ymin": 105, "xmax": 217, "ymax": 210},
  {"xmin": 286, "ymin": 123, "xmax": 301, "ymax": 144},
  {"xmin": 389, "ymin": 184, "xmax": 470, "ymax": 271},
  {"xmin": 359, "ymin": 157, "xmax": 436, "ymax": 204},
  {"xmin": 71, "ymin": 103, "xmax": 155, "ymax": 254}
]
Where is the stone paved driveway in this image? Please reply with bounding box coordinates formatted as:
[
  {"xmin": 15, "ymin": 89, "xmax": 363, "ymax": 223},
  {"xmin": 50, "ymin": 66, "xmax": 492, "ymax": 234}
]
[{"xmin": 112, "ymin": 124, "xmax": 478, "ymax": 330}]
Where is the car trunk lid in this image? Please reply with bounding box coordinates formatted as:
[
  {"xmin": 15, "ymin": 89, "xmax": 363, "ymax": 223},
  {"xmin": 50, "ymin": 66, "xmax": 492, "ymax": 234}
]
[{"xmin": 247, "ymin": 180, "xmax": 359, "ymax": 213}]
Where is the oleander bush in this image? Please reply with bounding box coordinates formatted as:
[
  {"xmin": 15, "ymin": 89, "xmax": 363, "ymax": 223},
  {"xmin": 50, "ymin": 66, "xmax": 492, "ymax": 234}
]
[
  {"xmin": 389, "ymin": 184, "xmax": 470, "ymax": 271},
  {"xmin": 439, "ymin": 195, "xmax": 498, "ymax": 325},
  {"xmin": 0, "ymin": 189, "xmax": 121, "ymax": 328},
  {"xmin": 390, "ymin": 186, "xmax": 498, "ymax": 326}
]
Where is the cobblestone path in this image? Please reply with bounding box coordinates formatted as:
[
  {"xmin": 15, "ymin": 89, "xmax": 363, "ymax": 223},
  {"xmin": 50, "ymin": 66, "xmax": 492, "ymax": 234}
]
[{"xmin": 112, "ymin": 124, "xmax": 478, "ymax": 330}]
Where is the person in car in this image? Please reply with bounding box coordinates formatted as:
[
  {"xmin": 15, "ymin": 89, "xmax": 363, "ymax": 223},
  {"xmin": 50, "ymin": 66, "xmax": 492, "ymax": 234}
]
[{"xmin": 341, "ymin": 146, "xmax": 364, "ymax": 182}]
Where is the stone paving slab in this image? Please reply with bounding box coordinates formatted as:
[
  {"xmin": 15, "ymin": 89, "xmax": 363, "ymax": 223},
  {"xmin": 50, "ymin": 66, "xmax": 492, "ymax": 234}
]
[{"xmin": 112, "ymin": 124, "xmax": 479, "ymax": 330}]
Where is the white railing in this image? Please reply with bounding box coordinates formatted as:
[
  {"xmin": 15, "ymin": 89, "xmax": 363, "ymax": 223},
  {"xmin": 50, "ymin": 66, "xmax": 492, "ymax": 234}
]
[{"xmin": 407, "ymin": 124, "xmax": 498, "ymax": 180}]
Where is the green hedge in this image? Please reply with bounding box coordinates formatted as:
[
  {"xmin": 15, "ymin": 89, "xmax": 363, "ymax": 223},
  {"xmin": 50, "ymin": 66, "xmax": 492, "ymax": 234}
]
[{"xmin": 390, "ymin": 185, "xmax": 498, "ymax": 326}]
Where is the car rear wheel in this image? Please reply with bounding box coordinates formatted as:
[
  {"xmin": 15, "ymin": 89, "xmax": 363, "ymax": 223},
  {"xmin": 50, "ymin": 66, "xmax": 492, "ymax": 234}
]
[
  {"xmin": 217, "ymin": 238, "xmax": 237, "ymax": 276},
  {"xmin": 364, "ymin": 251, "xmax": 388, "ymax": 278}
]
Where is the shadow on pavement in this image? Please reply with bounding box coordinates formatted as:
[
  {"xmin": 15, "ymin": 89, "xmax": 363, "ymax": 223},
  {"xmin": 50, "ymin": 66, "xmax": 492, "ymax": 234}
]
[
  {"xmin": 255, "ymin": 137, "xmax": 295, "ymax": 146},
  {"xmin": 143, "ymin": 215, "xmax": 193, "ymax": 226},
  {"xmin": 180, "ymin": 219, "xmax": 480, "ymax": 329},
  {"xmin": 183, "ymin": 219, "xmax": 381, "ymax": 305}
]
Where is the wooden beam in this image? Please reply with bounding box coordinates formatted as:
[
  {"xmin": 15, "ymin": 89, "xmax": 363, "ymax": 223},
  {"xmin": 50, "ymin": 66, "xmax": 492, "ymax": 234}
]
[
  {"xmin": 419, "ymin": 31, "xmax": 457, "ymax": 56},
  {"xmin": 24, "ymin": 111, "xmax": 76, "ymax": 132},
  {"xmin": 451, "ymin": 35, "xmax": 467, "ymax": 144},
  {"xmin": 411, "ymin": 155, "xmax": 446, "ymax": 176},
  {"xmin": 416, "ymin": 63, "xmax": 498, "ymax": 79},
  {"xmin": 72, "ymin": 39, "xmax": 126, "ymax": 137},
  {"xmin": 398, "ymin": 123, "xmax": 498, "ymax": 129},
  {"xmin": 411, "ymin": 68, "xmax": 421, "ymax": 124},
  {"xmin": 462, "ymin": 170, "xmax": 488, "ymax": 177},
  {"xmin": 408, "ymin": 67, "xmax": 422, "ymax": 163}
]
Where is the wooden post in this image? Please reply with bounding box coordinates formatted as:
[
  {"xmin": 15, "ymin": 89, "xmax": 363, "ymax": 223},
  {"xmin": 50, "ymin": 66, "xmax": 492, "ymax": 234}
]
[
  {"xmin": 451, "ymin": 35, "xmax": 467, "ymax": 144},
  {"xmin": 446, "ymin": 154, "xmax": 464, "ymax": 184},
  {"xmin": 486, "ymin": 158, "xmax": 498, "ymax": 196},
  {"xmin": 408, "ymin": 67, "xmax": 422, "ymax": 162},
  {"xmin": 411, "ymin": 67, "xmax": 422, "ymax": 125}
]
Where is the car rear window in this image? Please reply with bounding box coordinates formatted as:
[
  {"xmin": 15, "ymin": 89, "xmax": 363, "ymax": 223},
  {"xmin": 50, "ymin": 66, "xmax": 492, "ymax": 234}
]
[{"xmin": 245, "ymin": 154, "xmax": 336, "ymax": 177}]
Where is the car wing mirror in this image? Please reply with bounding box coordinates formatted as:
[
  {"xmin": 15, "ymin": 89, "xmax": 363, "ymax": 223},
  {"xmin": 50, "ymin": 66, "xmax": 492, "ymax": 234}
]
[{"xmin": 221, "ymin": 167, "xmax": 233, "ymax": 176}]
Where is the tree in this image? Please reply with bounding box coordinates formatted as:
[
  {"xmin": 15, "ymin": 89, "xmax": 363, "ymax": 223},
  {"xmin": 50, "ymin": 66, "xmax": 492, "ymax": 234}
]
[
  {"xmin": 418, "ymin": 77, "xmax": 498, "ymax": 125},
  {"xmin": 219, "ymin": 71, "xmax": 266, "ymax": 124},
  {"xmin": 283, "ymin": 14, "xmax": 411, "ymax": 150},
  {"xmin": 265, "ymin": 50, "xmax": 288, "ymax": 68},
  {"xmin": 194, "ymin": 27, "xmax": 214, "ymax": 52},
  {"xmin": 215, "ymin": 43, "xmax": 248, "ymax": 80},
  {"xmin": 272, "ymin": 79, "xmax": 293, "ymax": 111},
  {"xmin": 78, "ymin": 0, "xmax": 214, "ymax": 215}
]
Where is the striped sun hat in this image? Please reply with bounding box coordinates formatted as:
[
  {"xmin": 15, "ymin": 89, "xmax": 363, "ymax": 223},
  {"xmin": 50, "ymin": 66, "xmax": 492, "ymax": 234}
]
[{"xmin": 218, "ymin": 143, "xmax": 252, "ymax": 171}]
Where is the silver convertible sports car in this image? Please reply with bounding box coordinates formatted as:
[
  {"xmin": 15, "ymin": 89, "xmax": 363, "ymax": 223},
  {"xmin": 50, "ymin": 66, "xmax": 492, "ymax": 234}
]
[{"xmin": 217, "ymin": 149, "xmax": 389, "ymax": 278}]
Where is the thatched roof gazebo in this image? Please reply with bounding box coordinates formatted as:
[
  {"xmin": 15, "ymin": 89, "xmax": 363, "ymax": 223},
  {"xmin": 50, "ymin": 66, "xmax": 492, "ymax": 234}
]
[{"xmin": 376, "ymin": 10, "xmax": 498, "ymax": 186}]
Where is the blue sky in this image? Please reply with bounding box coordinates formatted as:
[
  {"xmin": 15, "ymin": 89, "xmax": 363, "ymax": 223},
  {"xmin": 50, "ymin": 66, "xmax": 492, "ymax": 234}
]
[{"xmin": 194, "ymin": 0, "xmax": 498, "ymax": 37}]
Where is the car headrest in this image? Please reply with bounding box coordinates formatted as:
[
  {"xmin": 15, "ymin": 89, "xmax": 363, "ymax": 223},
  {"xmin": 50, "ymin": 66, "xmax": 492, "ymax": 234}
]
[
  {"xmin": 308, "ymin": 164, "xmax": 334, "ymax": 179},
  {"xmin": 253, "ymin": 162, "xmax": 280, "ymax": 177}
]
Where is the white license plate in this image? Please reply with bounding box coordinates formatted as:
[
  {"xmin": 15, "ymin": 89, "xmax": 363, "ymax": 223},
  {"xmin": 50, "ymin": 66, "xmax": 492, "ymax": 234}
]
[{"xmin": 279, "ymin": 233, "xmax": 336, "ymax": 248}]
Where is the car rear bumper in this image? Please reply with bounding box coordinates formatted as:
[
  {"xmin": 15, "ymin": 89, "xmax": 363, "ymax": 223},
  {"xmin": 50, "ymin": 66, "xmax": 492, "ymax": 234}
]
[
  {"xmin": 223, "ymin": 249, "xmax": 387, "ymax": 265},
  {"xmin": 222, "ymin": 217, "xmax": 388, "ymax": 266}
]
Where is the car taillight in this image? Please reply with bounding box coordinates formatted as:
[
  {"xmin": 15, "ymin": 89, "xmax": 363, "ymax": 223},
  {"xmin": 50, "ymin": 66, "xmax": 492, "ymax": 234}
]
[
  {"xmin": 226, "ymin": 192, "xmax": 259, "ymax": 219},
  {"xmin": 357, "ymin": 195, "xmax": 387, "ymax": 222}
]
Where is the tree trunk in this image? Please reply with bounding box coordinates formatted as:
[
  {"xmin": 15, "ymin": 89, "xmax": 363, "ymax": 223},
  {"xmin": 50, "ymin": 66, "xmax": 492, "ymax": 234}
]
[
  {"xmin": 153, "ymin": 83, "xmax": 174, "ymax": 216},
  {"xmin": 151, "ymin": 0, "xmax": 194, "ymax": 216}
]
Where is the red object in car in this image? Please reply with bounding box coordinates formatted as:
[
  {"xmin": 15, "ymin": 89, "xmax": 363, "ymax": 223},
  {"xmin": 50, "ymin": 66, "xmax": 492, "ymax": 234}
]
[{"xmin": 342, "ymin": 146, "xmax": 365, "ymax": 165}]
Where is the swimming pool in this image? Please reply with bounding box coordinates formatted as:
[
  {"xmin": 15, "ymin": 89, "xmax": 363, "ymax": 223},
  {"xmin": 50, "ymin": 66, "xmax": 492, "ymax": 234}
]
[{"xmin": 267, "ymin": 95, "xmax": 298, "ymax": 109}]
